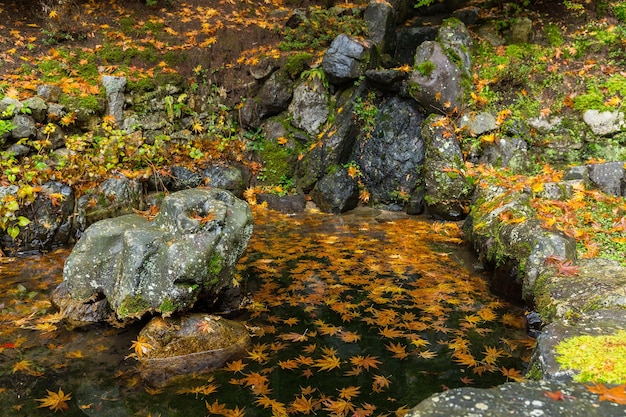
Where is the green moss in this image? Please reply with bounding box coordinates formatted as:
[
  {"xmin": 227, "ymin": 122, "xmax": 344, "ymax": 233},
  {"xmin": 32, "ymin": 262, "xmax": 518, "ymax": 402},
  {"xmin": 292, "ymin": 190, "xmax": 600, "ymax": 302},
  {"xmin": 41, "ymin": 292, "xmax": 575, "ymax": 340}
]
[
  {"xmin": 159, "ymin": 298, "xmax": 177, "ymax": 314},
  {"xmin": 525, "ymin": 363, "xmax": 543, "ymax": 380},
  {"xmin": 544, "ymin": 24, "xmax": 564, "ymax": 47},
  {"xmin": 415, "ymin": 60, "xmax": 435, "ymax": 77},
  {"xmin": 258, "ymin": 140, "xmax": 297, "ymax": 184},
  {"xmin": 532, "ymin": 272, "xmax": 557, "ymax": 323},
  {"xmin": 555, "ymin": 330, "xmax": 626, "ymax": 383},
  {"xmin": 119, "ymin": 295, "xmax": 150, "ymax": 318},
  {"xmin": 284, "ymin": 52, "xmax": 313, "ymax": 78},
  {"xmin": 208, "ymin": 253, "xmax": 222, "ymax": 276}
]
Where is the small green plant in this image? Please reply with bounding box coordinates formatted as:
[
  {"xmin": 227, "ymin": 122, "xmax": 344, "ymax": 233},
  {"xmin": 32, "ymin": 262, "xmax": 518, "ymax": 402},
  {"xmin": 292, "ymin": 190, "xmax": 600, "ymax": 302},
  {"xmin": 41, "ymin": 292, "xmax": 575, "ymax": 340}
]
[
  {"xmin": 301, "ymin": 67, "xmax": 328, "ymax": 92},
  {"xmin": 353, "ymin": 92, "xmax": 378, "ymax": 138},
  {"xmin": 0, "ymin": 119, "xmax": 15, "ymax": 136},
  {"xmin": 244, "ymin": 128, "xmax": 266, "ymax": 152},
  {"xmin": 189, "ymin": 146, "xmax": 204, "ymax": 160},
  {"xmin": 614, "ymin": 3, "xmax": 626, "ymax": 22},
  {"xmin": 164, "ymin": 94, "xmax": 190, "ymax": 121},
  {"xmin": 2, "ymin": 104, "xmax": 16, "ymax": 118}
]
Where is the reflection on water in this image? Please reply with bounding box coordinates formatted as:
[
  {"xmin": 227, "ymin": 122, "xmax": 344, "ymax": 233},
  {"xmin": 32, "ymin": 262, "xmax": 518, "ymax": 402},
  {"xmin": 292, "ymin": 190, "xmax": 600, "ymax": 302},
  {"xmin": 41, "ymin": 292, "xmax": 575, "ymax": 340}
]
[{"xmin": 0, "ymin": 208, "xmax": 533, "ymax": 416}]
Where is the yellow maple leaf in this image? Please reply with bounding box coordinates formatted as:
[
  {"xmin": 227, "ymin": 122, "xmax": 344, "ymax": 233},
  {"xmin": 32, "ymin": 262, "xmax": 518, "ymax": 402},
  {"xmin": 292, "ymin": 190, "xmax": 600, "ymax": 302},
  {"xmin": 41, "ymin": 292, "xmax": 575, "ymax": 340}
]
[
  {"xmin": 36, "ymin": 388, "xmax": 71, "ymax": 412},
  {"xmin": 129, "ymin": 336, "xmax": 153, "ymax": 358},
  {"xmin": 314, "ymin": 354, "xmax": 342, "ymax": 371}
]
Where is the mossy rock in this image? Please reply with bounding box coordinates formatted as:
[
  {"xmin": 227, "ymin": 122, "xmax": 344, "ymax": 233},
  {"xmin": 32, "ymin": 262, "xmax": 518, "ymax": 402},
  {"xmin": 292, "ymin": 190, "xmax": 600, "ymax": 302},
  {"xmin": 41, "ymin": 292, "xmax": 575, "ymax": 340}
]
[{"xmin": 137, "ymin": 314, "xmax": 251, "ymax": 386}]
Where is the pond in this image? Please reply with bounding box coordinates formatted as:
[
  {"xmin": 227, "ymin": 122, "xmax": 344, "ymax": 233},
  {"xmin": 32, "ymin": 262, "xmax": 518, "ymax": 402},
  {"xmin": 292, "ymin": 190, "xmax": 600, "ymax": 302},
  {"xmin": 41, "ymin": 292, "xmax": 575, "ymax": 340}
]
[{"xmin": 0, "ymin": 207, "xmax": 533, "ymax": 416}]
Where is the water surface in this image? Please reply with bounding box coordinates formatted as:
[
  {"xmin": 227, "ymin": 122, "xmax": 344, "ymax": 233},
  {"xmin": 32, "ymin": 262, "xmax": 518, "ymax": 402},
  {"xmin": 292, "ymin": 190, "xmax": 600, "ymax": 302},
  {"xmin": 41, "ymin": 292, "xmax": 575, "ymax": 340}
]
[{"xmin": 0, "ymin": 208, "xmax": 532, "ymax": 416}]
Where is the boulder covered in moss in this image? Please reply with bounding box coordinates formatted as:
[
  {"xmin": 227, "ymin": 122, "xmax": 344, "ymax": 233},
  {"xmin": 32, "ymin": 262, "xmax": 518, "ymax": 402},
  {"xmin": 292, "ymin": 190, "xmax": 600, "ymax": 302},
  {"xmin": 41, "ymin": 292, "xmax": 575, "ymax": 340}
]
[
  {"xmin": 137, "ymin": 314, "xmax": 251, "ymax": 386},
  {"xmin": 421, "ymin": 114, "xmax": 473, "ymax": 220},
  {"xmin": 531, "ymin": 308, "xmax": 626, "ymax": 384},
  {"xmin": 60, "ymin": 188, "xmax": 253, "ymax": 324},
  {"xmin": 534, "ymin": 258, "xmax": 626, "ymax": 323}
]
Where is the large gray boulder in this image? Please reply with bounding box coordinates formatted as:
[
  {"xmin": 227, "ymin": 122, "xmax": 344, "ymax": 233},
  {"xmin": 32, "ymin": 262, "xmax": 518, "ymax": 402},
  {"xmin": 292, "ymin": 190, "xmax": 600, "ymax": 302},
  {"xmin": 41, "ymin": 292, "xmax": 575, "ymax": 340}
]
[
  {"xmin": 409, "ymin": 19, "xmax": 472, "ymax": 114},
  {"xmin": 61, "ymin": 188, "xmax": 253, "ymax": 322},
  {"xmin": 351, "ymin": 96, "xmax": 425, "ymax": 209}
]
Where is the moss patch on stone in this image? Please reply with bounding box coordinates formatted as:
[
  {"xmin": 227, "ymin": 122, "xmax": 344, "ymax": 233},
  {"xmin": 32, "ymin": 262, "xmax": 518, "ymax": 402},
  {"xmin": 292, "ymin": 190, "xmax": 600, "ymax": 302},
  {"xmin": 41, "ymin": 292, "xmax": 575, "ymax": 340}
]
[
  {"xmin": 118, "ymin": 294, "xmax": 150, "ymax": 318},
  {"xmin": 555, "ymin": 330, "xmax": 626, "ymax": 384}
]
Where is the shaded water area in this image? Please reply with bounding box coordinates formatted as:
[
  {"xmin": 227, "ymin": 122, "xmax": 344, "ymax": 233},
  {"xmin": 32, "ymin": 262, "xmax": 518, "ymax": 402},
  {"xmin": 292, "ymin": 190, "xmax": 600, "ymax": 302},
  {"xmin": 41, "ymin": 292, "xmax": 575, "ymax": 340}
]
[{"xmin": 0, "ymin": 208, "xmax": 533, "ymax": 416}]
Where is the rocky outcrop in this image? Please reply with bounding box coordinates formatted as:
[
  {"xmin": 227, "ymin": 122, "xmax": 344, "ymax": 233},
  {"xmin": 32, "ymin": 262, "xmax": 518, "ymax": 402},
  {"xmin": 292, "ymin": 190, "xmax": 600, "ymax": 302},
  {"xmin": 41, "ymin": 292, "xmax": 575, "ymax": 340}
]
[{"xmin": 60, "ymin": 188, "xmax": 253, "ymax": 323}]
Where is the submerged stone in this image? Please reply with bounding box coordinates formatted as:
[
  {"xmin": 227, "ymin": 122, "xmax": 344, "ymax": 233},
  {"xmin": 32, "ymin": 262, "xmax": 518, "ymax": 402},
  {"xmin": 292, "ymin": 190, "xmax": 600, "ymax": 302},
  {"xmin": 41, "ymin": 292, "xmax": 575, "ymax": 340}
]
[{"xmin": 137, "ymin": 314, "xmax": 251, "ymax": 386}]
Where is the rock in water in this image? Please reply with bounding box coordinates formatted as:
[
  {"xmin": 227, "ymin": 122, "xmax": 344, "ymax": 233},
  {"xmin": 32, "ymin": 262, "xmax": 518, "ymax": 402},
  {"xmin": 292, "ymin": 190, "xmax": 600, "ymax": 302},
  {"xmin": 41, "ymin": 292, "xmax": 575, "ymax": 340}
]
[
  {"xmin": 136, "ymin": 314, "xmax": 251, "ymax": 386},
  {"xmin": 60, "ymin": 188, "xmax": 253, "ymax": 324}
]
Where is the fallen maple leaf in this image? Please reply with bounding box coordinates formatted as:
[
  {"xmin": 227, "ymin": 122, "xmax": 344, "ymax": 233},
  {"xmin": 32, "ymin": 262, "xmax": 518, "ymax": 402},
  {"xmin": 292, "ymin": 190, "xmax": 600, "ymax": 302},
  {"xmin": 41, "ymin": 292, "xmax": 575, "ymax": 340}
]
[
  {"xmin": 587, "ymin": 383, "xmax": 626, "ymax": 405},
  {"xmin": 36, "ymin": 388, "xmax": 71, "ymax": 412}
]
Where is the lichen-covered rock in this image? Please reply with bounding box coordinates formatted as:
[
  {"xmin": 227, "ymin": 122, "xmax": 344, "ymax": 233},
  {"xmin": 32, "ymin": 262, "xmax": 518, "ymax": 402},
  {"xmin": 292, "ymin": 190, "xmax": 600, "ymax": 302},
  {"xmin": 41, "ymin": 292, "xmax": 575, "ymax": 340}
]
[
  {"xmin": 101, "ymin": 75, "xmax": 127, "ymax": 126},
  {"xmin": 438, "ymin": 17, "xmax": 473, "ymax": 76},
  {"xmin": 137, "ymin": 314, "xmax": 251, "ymax": 386},
  {"xmin": 582, "ymin": 109, "xmax": 625, "ymax": 136},
  {"xmin": 288, "ymin": 77, "xmax": 329, "ymax": 136},
  {"xmin": 421, "ymin": 115, "xmax": 472, "ymax": 220},
  {"xmin": 409, "ymin": 40, "xmax": 464, "ymax": 114},
  {"xmin": 62, "ymin": 188, "xmax": 253, "ymax": 322},
  {"xmin": 409, "ymin": 19, "xmax": 471, "ymax": 115},
  {"xmin": 463, "ymin": 183, "xmax": 576, "ymax": 301},
  {"xmin": 406, "ymin": 380, "xmax": 625, "ymax": 416},
  {"xmin": 479, "ymin": 136, "xmax": 532, "ymax": 172},
  {"xmin": 294, "ymin": 84, "xmax": 368, "ymax": 192},
  {"xmin": 534, "ymin": 258, "xmax": 626, "ymax": 323},
  {"xmin": 586, "ymin": 161, "xmax": 625, "ymax": 196}
]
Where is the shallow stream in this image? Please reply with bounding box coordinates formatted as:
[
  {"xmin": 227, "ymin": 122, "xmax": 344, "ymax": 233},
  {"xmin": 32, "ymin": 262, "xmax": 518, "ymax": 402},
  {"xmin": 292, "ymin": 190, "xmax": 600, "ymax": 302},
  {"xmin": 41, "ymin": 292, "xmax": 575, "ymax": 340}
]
[{"xmin": 0, "ymin": 208, "xmax": 533, "ymax": 416}]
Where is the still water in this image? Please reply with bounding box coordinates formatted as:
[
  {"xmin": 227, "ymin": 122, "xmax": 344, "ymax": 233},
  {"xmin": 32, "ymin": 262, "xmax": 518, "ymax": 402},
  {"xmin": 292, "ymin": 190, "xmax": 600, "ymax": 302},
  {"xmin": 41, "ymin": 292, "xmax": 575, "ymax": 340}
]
[{"xmin": 0, "ymin": 208, "xmax": 532, "ymax": 416}]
